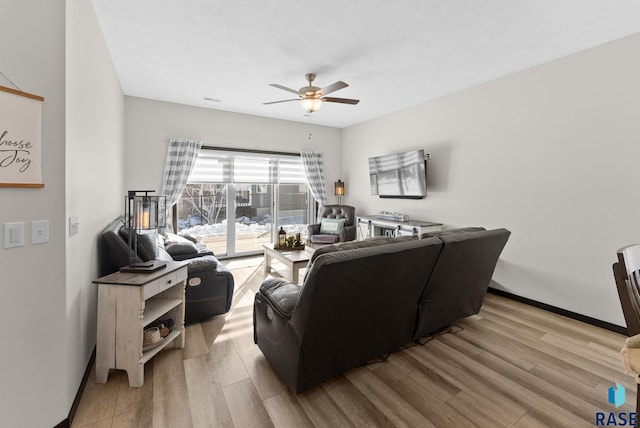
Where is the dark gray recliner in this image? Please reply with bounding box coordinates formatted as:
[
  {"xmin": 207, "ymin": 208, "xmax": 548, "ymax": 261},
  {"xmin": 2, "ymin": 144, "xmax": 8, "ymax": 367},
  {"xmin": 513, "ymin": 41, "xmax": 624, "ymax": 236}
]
[
  {"xmin": 413, "ymin": 227, "xmax": 511, "ymax": 338},
  {"xmin": 254, "ymin": 237, "xmax": 443, "ymax": 393},
  {"xmin": 98, "ymin": 217, "xmax": 234, "ymax": 324}
]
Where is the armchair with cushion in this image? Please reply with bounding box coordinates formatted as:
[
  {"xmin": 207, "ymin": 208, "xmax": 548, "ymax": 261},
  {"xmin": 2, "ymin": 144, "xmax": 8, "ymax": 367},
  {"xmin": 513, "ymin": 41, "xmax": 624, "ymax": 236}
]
[
  {"xmin": 307, "ymin": 205, "xmax": 356, "ymax": 244},
  {"xmin": 98, "ymin": 217, "xmax": 234, "ymax": 324}
]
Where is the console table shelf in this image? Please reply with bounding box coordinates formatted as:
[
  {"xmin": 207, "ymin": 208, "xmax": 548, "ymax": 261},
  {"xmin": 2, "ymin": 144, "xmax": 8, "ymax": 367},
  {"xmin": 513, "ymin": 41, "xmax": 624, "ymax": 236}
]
[
  {"xmin": 142, "ymin": 298, "xmax": 182, "ymax": 327},
  {"xmin": 141, "ymin": 329, "xmax": 182, "ymax": 364}
]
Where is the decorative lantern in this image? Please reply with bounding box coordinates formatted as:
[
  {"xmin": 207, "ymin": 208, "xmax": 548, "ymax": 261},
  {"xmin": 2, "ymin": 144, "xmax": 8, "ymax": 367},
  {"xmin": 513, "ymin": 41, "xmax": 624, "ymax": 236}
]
[
  {"xmin": 278, "ymin": 226, "xmax": 286, "ymax": 247},
  {"xmin": 335, "ymin": 179, "xmax": 345, "ymax": 204},
  {"xmin": 121, "ymin": 190, "xmax": 167, "ymax": 273}
]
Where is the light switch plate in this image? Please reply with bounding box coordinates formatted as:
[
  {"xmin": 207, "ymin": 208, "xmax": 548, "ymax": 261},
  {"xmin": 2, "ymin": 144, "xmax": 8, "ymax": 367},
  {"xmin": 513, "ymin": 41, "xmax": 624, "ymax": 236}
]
[
  {"xmin": 4, "ymin": 222, "xmax": 24, "ymax": 248},
  {"xmin": 69, "ymin": 215, "xmax": 79, "ymax": 237},
  {"xmin": 31, "ymin": 220, "xmax": 49, "ymax": 244}
]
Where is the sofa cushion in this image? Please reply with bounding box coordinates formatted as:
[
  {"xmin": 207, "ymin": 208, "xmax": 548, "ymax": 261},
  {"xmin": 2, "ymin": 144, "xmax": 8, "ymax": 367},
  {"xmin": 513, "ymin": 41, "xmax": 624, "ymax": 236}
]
[
  {"xmin": 165, "ymin": 240, "xmax": 199, "ymax": 258},
  {"xmin": 310, "ymin": 235, "xmax": 416, "ymax": 264},
  {"xmin": 259, "ymin": 278, "xmax": 301, "ymax": 319},
  {"xmin": 420, "ymin": 227, "xmax": 486, "ymax": 240},
  {"xmin": 310, "ymin": 234, "xmax": 340, "ymax": 244},
  {"xmin": 117, "ymin": 227, "xmax": 158, "ymax": 261},
  {"xmin": 319, "ymin": 218, "xmax": 345, "ymax": 235}
]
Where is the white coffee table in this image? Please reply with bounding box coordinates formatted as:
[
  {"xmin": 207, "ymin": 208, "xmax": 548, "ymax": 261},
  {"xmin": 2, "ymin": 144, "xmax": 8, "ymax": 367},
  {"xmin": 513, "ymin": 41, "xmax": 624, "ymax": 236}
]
[{"xmin": 263, "ymin": 243, "xmax": 314, "ymax": 283}]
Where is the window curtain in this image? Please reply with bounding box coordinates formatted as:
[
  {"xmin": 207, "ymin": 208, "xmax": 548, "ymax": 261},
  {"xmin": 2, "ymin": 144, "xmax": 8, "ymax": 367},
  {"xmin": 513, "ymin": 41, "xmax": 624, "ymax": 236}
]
[
  {"xmin": 160, "ymin": 138, "xmax": 203, "ymax": 231},
  {"xmin": 300, "ymin": 149, "xmax": 326, "ymax": 206}
]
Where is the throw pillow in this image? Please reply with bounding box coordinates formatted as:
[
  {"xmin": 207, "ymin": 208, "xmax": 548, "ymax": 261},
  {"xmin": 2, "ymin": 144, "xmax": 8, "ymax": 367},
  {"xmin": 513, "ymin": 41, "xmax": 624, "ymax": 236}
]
[{"xmin": 320, "ymin": 218, "xmax": 346, "ymax": 235}]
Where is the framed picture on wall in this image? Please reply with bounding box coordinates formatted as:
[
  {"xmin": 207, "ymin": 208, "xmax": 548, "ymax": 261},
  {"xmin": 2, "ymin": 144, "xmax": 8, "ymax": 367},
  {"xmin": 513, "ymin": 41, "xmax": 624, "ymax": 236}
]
[{"xmin": 0, "ymin": 85, "xmax": 45, "ymax": 188}]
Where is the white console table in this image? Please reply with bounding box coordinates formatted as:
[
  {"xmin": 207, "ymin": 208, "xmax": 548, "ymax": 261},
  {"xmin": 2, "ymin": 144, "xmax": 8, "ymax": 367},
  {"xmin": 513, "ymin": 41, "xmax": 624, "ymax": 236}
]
[
  {"xmin": 357, "ymin": 215, "xmax": 442, "ymax": 239},
  {"xmin": 94, "ymin": 261, "xmax": 188, "ymax": 387}
]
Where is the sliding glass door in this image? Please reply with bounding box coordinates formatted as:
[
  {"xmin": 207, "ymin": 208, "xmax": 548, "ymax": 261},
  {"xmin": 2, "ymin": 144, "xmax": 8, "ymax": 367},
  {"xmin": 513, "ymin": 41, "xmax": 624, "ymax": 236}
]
[{"xmin": 176, "ymin": 148, "xmax": 310, "ymax": 258}]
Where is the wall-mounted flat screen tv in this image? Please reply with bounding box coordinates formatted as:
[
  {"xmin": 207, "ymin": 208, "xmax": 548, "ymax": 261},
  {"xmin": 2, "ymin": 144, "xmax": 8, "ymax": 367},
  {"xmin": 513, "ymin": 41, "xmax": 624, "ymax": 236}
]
[{"xmin": 369, "ymin": 149, "xmax": 427, "ymax": 199}]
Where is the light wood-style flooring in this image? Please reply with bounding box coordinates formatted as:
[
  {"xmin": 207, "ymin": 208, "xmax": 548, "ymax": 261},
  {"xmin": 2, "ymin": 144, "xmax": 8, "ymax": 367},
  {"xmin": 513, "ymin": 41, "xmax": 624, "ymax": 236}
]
[{"xmin": 72, "ymin": 257, "xmax": 636, "ymax": 427}]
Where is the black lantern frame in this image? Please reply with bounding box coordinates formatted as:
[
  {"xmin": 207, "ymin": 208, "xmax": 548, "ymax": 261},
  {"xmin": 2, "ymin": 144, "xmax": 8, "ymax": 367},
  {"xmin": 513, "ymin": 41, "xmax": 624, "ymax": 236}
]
[
  {"xmin": 121, "ymin": 190, "xmax": 167, "ymax": 273},
  {"xmin": 334, "ymin": 179, "xmax": 345, "ymax": 204}
]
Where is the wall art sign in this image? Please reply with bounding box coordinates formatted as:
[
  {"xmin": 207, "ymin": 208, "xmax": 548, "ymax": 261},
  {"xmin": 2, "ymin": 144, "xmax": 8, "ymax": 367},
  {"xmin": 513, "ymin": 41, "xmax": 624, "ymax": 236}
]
[{"xmin": 0, "ymin": 85, "xmax": 44, "ymax": 188}]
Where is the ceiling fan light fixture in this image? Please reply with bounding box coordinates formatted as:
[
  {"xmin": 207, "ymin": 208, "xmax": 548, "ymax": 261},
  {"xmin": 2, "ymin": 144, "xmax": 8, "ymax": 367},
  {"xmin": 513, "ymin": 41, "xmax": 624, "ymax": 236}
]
[{"xmin": 300, "ymin": 97, "xmax": 322, "ymax": 113}]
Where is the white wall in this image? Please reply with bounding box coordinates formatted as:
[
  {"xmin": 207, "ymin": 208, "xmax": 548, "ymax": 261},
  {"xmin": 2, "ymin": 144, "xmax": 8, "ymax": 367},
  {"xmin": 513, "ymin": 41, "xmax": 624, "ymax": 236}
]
[
  {"xmin": 343, "ymin": 34, "xmax": 640, "ymax": 327},
  {"xmin": 66, "ymin": 0, "xmax": 124, "ymax": 411},
  {"xmin": 124, "ymin": 97, "xmax": 343, "ymax": 202},
  {"xmin": 0, "ymin": 1, "xmax": 68, "ymax": 426}
]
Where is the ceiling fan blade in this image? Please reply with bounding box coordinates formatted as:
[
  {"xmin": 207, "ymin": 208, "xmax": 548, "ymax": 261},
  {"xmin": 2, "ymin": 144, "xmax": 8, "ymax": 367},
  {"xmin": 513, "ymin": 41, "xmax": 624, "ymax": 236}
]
[
  {"xmin": 322, "ymin": 97, "xmax": 360, "ymax": 105},
  {"xmin": 321, "ymin": 81, "xmax": 348, "ymax": 96},
  {"xmin": 269, "ymin": 84, "xmax": 300, "ymax": 95},
  {"xmin": 263, "ymin": 99, "xmax": 299, "ymax": 105}
]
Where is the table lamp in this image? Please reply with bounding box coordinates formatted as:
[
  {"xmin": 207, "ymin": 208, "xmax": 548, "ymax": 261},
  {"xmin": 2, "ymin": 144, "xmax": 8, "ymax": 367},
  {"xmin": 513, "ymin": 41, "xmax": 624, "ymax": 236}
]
[{"xmin": 121, "ymin": 190, "xmax": 167, "ymax": 273}]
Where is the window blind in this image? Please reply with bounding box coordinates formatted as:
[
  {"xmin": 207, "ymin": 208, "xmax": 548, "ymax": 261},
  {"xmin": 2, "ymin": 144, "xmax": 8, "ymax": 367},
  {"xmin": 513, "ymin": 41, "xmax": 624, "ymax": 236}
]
[{"xmin": 188, "ymin": 148, "xmax": 306, "ymax": 184}]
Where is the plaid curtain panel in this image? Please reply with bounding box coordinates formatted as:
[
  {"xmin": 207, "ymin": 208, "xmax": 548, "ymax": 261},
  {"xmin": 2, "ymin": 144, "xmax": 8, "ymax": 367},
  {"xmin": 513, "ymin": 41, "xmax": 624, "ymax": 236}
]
[
  {"xmin": 300, "ymin": 149, "xmax": 326, "ymax": 205},
  {"xmin": 160, "ymin": 138, "xmax": 203, "ymax": 230}
]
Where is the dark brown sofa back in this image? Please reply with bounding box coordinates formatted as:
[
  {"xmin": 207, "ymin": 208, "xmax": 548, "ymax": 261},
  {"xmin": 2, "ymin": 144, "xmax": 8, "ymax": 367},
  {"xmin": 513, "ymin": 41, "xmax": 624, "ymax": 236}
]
[{"xmin": 414, "ymin": 228, "xmax": 511, "ymax": 338}]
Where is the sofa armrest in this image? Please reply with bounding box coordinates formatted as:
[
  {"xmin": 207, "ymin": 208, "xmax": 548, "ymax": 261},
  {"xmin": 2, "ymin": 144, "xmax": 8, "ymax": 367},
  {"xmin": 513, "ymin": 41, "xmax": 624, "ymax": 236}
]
[
  {"xmin": 164, "ymin": 240, "xmax": 198, "ymax": 260},
  {"xmin": 185, "ymin": 254, "xmax": 219, "ymax": 272},
  {"xmin": 307, "ymin": 223, "xmax": 321, "ymax": 239},
  {"xmin": 340, "ymin": 224, "xmax": 357, "ymax": 242},
  {"xmin": 259, "ymin": 278, "xmax": 301, "ymax": 320}
]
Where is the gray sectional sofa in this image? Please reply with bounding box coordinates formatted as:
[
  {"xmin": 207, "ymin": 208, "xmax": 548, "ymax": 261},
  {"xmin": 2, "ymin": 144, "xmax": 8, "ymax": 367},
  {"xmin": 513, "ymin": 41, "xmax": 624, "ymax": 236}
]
[{"xmin": 253, "ymin": 227, "xmax": 510, "ymax": 393}]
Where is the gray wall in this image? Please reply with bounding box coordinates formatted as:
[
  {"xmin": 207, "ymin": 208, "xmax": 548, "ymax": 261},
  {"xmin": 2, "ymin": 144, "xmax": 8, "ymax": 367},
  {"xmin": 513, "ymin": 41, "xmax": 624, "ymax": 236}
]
[
  {"xmin": 0, "ymin": 2, "xmax": 67, "ymax": 426},
  {"xmin": 343, "ymin": 33, "xmax": 640, "ymax": 327},
  {"xmin": 0, "ymin": 1, "xmax": 124, "ymax": 426},
  {"xmin": 124, "ymin": 97, "xmax": 343, "ymax": 201},
  {"xmin": 66, "ymin": 0, "xmax": 125, "ymax": 413}
]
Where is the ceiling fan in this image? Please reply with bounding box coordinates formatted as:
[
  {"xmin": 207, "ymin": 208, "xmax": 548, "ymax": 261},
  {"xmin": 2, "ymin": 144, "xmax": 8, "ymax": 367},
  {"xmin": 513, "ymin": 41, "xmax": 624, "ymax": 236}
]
[{"xmin": 264, "ymin": 73, "xmax": 360, "ymax": 113}]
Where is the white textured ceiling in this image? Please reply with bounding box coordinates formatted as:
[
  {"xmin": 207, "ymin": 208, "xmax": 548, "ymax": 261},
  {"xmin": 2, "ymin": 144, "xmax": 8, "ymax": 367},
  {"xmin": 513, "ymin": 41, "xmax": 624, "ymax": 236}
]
[{"xmin": 91, "ymin": 0, "xmax": 640, "ymax": 128}]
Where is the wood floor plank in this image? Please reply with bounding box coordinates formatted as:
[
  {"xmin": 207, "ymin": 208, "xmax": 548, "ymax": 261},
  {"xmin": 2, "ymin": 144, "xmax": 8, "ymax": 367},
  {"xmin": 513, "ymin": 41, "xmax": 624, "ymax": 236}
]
[
  {"xmin": 71, "ymin": 365, "xmax": 121, "ymax": 427},
  {"xmin": 206, "ymin": 333, "xmax": 250, "ymax": 388},
  {"xmin": 373, "ymin": 360, "xmax": 476, "ymax": 428},
  {"xmin": 463, "ymin": 316, "xmax": 603, "ymax": 387},
  {"xmin": 445, "ymin": 337, "xmax": 600, "ymax": 424},
  {"xmin": 73, "ymin": 418, "xmax": 113, "ymax": 428},
  {"xmin": 183, "ymin": 322, "xmax": 209, "ymax": 360},
  {"xmin": 447, "ymin": 390, "xmax": 513, "ymax": 428},
  {"xmin": 111, "ymin": 407, "xmax": 153, "ymax": 428},
  {"xmin": 477, "ymin": 304, "xmax": 547, "ymax": 340},
  {"xmin": 385, "ymin": 350, "xmax": 461, "ymax": 401},
  {"xmin": 112, "ymin": 362, "xmax": 153, "ymax": 426},
  {"xmin": 483, "ymin": 294, "xmax": 622, "ymax": 349},
  {"xmin": 184, "ymin": 353, "xmax": 234, "ymax": 428},
  {"xmin": 345, "ymin": 367, "xmax": 437, "ymax": 428},
  {"xmin": 233, "ymin": 329, "xmax": 287, "ymax": 400},
  {"xmin": 263, "ymin": 390, "xmax": 314, "ymax": 428},
  {"xmin": 406, "ymin": 341, "xmax": 527, "ymax": 423},
  {"xmin": 152, "ymin": 349, "xmax": 194, "ymax": 427},
  {"xmin": 223, "ymin": 378, "xmax": 274, "ymax": 428},
  {"xmin": 426, "ymin": 339, "xmax": 593, "ymax": 428},
  {"xmin": 321, "ymin": 377, "xmax": 395, "ymax": 427},
  {"xmin": 199, "ymin": 314, "xmax": 227, "ymax": 347},
  {"xmin": 295, "ymin": 385, "xmax": 354, "ymax": 428},
  {"xmin": 531, "ymin": 362, "xmax": 636, "ymax": 413},
  {"xmin": 453, "ymin": 320, "xmax": 540, "ymax": 371},
  {"xmin": 540, "ymin": 332, "xmax": 630, "ymax": 380}
]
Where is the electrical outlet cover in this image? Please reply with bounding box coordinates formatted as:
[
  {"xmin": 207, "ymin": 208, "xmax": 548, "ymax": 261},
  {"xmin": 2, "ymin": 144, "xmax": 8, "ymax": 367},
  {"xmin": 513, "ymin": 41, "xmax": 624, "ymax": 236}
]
[{"xmin": 31, "ymin": 220, "xmax": 49, "ymax": 244}]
